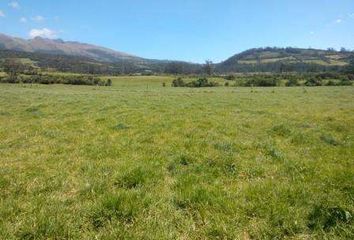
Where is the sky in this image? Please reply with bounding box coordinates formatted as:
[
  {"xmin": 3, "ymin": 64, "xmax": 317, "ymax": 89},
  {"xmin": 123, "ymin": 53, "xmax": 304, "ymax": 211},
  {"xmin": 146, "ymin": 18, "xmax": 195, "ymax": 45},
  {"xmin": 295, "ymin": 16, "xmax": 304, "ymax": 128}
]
[{"xmin": 0, "ymin": 0, "xmax": 353, "ymax": 63}]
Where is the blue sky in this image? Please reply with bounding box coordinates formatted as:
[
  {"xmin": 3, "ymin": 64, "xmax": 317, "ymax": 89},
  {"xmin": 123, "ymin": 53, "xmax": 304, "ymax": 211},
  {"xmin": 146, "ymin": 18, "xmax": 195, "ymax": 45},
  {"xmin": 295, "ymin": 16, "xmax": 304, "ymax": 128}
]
[{"xmin": 0, "ymin": 0, "xmax": 353, "ymax": 63}]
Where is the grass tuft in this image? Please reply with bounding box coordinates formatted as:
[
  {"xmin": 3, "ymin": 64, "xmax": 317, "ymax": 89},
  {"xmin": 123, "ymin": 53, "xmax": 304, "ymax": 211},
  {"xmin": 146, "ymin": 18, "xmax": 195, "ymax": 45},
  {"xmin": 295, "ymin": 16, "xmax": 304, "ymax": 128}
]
[
  {"xmin": 308, "ymin": 205, "xmax": 352, "ymax": 231},
  {"xmin": 320, "ymin": 134, "xmax": 340, "ymax": 146},
  {"xmin": 113, "ymin": 123, "xmax": 129, "ymax": 130},
  {"xmin": 91, "ymin": 191, "xmax": 150, "ymax": 229}
]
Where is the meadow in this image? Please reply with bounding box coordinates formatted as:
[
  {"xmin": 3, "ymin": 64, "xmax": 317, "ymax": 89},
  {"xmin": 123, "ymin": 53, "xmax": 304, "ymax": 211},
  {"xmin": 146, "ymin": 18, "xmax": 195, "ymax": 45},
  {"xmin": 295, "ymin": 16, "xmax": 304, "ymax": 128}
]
[{"xmin": 0, "ymin": 76, "xmax": 353, "ymax": 239}]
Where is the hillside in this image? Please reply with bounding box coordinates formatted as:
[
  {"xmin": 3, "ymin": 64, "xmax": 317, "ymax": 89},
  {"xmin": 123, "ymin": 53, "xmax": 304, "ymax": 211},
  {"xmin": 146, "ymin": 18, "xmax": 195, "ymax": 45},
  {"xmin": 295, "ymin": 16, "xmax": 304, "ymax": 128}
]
[
  {"xmin": 0, "ymin": 33, "xmax": 140, "ymax": 62},
  {"xmin": 0, "ymin": 33, "xmax": 202, "ymax": 74},
  {"xmin": 0, "ymin": 33, "xmax": 353, "ymax": 74},
  {"xmin": 216, "ymin": 47, "xmax": 353, "ymax": 73}
]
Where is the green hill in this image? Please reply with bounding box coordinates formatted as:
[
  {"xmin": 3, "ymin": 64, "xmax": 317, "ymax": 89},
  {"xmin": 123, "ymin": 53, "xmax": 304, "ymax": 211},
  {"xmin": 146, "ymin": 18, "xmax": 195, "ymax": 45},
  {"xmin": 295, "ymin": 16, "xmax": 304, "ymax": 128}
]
[{"xmin": 216, "ymin": 47, "xmax": 353, "ymax": 73}]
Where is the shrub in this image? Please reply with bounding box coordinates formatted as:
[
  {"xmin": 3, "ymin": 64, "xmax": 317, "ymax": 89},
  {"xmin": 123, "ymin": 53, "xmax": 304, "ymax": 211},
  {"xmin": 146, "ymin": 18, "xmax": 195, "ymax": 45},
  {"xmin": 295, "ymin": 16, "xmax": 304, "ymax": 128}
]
[
  {"xmin": 244, "ymin": 78, "xmax": 278, "ymax": 87},
  {"xmin": 337, "ymin": 79, "xmax": 352, "ymax": 86},
  {"xmin": 326, "ymin": 80, "xmax": 336, "ymax": 86},
  {"xmin": 224, "ymin": 74, "xmax": 236, "ymax": 80},
  {"xmin": 224, "ymin": 82, "xmax": 229, "ymax": 87},
  {"xmin": 285, "ymin": 78, "xmax": 300, "ymax": 87},
  {"xmin": 172, "ymin": 77, "xmax": 185, "ymax": 87},
  {"xmin": 172, "ymin": 77, "xmax": 219, "ymax": 88},
  {"xmin": 185, "ymin": 77, "xmax": 219, "ymax": 87},
  {"xmin": 305, "ymin": 78, "xmax": 322, "ymax": 86},
  {"xmin": 0, "ymin": 74, "xmax": 110, "ymax": 86},
  {"xmin": 316, "ymin": 72, "xmax": 341, "ymax": 80}
]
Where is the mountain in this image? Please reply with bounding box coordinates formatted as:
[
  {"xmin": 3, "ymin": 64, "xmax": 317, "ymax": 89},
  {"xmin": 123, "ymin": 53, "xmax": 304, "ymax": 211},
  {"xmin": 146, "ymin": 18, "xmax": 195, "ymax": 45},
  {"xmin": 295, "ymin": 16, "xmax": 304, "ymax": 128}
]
[
  {"xmin": 216, "ymin": 47, "xmax": 353, "ymax": 73},
  {"xmin": 0, "ymin": 33, "xmax": 203, "ymax": 74},
  {"xmin": 0, "ymin": 33, "xmax": 353, "ymax": 74},
  {"xmin": 0, "ymin": 33, "xmax": 142, "ymax": 62}
]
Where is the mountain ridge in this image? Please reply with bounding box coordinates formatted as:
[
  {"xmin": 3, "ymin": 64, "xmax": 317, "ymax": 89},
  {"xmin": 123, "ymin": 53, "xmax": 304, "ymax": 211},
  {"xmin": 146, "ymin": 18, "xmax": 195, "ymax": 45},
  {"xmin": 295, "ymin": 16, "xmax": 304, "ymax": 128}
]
[
  {"xmin": 0, "ymin": 33, "xmax": 140, "ymax": 62},
  {"xmin": 0, "ymin": 33, "xmax": 353, "ymax": 74}
]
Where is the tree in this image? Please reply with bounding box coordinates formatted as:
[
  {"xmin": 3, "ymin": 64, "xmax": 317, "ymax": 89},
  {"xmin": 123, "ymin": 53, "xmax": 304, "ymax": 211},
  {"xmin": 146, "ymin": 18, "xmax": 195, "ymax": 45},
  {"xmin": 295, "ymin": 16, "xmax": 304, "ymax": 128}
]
[
  {"xmin": 204, "ymin": 60, "xmax": 213, "ymax": 76},
  {"xmin": 3, "ymin": 58, "xmax": 24, "ymax": 81},
  {"xmin": 340, "ymin": 47, "xmax": 347, "ymax": 52}
]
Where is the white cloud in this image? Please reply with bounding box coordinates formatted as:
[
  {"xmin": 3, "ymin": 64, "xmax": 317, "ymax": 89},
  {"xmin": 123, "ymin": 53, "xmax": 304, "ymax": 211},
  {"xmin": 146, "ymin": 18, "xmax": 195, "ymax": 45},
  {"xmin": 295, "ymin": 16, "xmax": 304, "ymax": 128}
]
[
  {"xmin": 335, "ymin": 18, "xmax": 342, "ymax": 23},
  {"xmin": 32, "ymin": 15, "xmax": 45, "ymax": 22},
  {"xmin": 0, "ymin": 10, "xmax": 5, "ymax": 17},
  {"xmin": 29, "ymin": 28, "xmax": 57, "ymax": 39},
  {"xmin": 9, "ymin": 1, "xmax": 20, "ymax": 9},
  {"xmin": 20, "ymin": 17, "xmax": 27, "ymax": 23},
  {"xmin": 310, "ymin": 31, "xmax": 315, "ymax": 35}
]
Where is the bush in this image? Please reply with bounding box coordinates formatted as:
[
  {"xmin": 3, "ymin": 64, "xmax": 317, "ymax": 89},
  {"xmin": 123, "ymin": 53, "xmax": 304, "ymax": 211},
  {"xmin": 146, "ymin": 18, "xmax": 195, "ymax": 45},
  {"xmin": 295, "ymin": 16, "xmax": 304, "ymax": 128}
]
[
  {"xmin": 0, "ymin": 74, "xmax": 111, "ymax": 86},
  {"xmin": 171, "ymin": 77, "xmax": 185, "ymax": 87},
  {"xmin": 224, "ymin": 74, "xmax": 236, "ymax": 80},
  {"xmin": 337, "ymin": 79, "xmax": 352, "ymax": 86},
  {"xmin": 224, "ymin": 82, "xmax": 229, "ymax": 87},
  {"xmin": 244, "ymin": 78, "xmax": 278, "ymax": 87},
  {"xmin": 305, "ymin": 78, "xmax": 322, "ymax": 86},
  {"xmin": 326, "ymin": 80, "xmax": 336, "ymax": 86},
  {"xmin": 172, "ymin": 77, "xmax": 219, "ymax": 88},
  {"xmin": 316, "ymin": 72, "xmax": 341, "ymax": 80},
  {"xmin": 285, "ymin": 78, "xmax": 300, "ymax": 87},
  {"xmin": 185, "ymin": 78, "xmax": 219, "ymax": 87}
]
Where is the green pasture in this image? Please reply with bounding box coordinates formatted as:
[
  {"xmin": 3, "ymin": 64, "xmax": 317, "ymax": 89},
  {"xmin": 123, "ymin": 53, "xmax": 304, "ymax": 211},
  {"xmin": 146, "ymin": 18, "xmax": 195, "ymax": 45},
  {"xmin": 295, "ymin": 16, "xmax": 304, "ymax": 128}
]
[{"xmin": 0, "ymin": 77, "xmax": 353, "ymax": 239}]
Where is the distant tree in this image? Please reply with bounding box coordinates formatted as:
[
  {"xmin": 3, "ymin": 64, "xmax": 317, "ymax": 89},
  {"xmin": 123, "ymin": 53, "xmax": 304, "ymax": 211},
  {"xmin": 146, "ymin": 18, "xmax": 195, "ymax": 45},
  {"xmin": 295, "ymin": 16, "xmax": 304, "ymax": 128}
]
[
  {"xmin": 340, "ymin": 47, "xmax": 347, "ymax": 52},
  {"xmin": 327, "ymin": 48, "xmax": 336, "ymax": 52},
  {"xmin": 3, "ymin": 58, "xmax": 24, "ymax": 81},
  {"xmin": 204, "ymin": 60, "xmax": 213, "ymax": 76}
]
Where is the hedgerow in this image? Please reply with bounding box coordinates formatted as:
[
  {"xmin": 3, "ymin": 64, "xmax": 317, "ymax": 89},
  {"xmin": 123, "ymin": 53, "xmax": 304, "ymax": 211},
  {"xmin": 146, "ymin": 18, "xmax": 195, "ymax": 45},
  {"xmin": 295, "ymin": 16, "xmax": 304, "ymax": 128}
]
[{"xmin": 0, "ymin": 74, "xmax": 111, "ymax": 86}]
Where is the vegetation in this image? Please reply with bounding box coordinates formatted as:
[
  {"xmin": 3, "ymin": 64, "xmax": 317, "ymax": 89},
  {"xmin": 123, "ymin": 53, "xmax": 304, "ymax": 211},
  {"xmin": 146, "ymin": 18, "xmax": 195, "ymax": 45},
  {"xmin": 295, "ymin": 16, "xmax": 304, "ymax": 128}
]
[
  {"xmin": 226, "ymin": 73, "xmax": 353, "ymax": 87},
  {"xmin": 216, "ymin": 47, "xmax": 353, "ymax": 73},
  {"xmin": 243, "ymin": 77, "xmax": 279, "ymax": 87},
  {"xmin": 1, "ymin": 46, "xmax": 353, "ymax": 75},
  {"xmin": 204, "ymin": 60, "xmax": 214, "ymax": 76},
  {"xmin": 0, "ymin": 59, "xmax": 112, "ymax": 86},
  {"xmin": 172, "ymin": 77, "xmax": 219, "ymax": 87},
  {"xmin": 0, "ymin": 73, "xmax": 111, "ymax": 86},
  {"xmin": 0, "ymin": 77, "xmax": 353, "ymax": 239}
]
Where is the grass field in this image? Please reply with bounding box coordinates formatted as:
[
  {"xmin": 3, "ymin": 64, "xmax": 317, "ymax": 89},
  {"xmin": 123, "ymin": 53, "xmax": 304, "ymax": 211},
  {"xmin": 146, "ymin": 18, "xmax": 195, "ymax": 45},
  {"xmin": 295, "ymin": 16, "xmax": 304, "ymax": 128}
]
[{"xmin": 0, "ymin": 76, "xmax": 353, "ymax": 239}]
